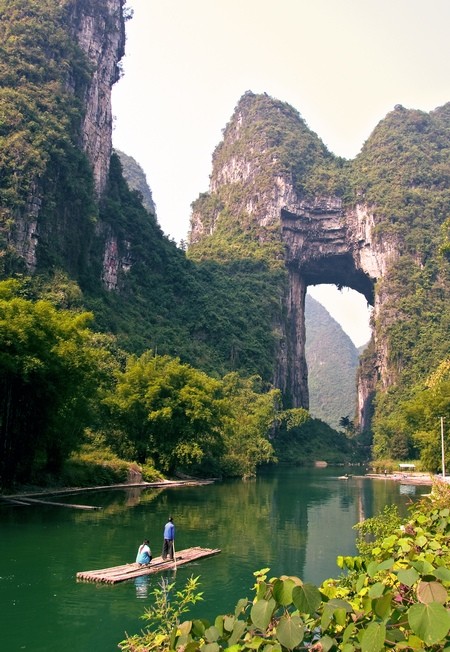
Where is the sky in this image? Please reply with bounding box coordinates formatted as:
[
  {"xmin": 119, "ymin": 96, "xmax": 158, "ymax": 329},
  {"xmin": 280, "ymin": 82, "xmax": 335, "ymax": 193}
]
[{"xmin": 112, "ymin": 0, "xmax": 450, "ymax": 346}]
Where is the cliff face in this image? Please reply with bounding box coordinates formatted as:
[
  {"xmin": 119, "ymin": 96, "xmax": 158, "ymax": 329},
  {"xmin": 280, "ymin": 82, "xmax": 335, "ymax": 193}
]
[
  {"xmin": 189, "ymin": 92, "xmax": 450, "ymax": 434},
  {"xmin": 68, "ymin": 0, "xmax": 125, "ymax": 196},
  {"xmin": 1, "ymin": 0, "xmax": 125, "ymax": 279}
]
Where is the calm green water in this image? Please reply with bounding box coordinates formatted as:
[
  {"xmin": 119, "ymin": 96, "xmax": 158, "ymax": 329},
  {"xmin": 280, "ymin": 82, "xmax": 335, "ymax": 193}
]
[{"xmin": 0, "ymin": 467, "xmax": 428, "ymax": 651}]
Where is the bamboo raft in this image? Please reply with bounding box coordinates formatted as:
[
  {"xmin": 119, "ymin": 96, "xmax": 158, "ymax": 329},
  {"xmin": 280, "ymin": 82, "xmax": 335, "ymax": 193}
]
[{"xmin": 76, "ymin": 546, "xmax": 221, "ymax": 584}]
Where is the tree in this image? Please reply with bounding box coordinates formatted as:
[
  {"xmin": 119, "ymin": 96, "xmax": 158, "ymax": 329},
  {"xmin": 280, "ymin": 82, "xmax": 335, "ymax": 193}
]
[
  {"xmin": 104, "ymin": 351, "xmax": 226, "ymax": 472},
  {"xmin": 404, "ymin": 359, "xmax": 450, "ymax": 471},
  {"xmin": 0, "ymin": 280, "xmax": 113, "ymax": 487},
  {"xmin": 219, "ymin": 373, "xmax": 279, "ymax": 477}
]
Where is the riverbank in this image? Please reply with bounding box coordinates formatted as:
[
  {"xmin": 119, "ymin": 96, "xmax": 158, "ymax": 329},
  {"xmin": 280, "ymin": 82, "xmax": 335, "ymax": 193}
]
[{"xmin": 364, "ymin": 472, "xmax": 435, "ymax": 485}]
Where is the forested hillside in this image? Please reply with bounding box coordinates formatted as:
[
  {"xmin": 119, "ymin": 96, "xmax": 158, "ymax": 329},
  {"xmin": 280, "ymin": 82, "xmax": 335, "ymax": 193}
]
[
  {"xmin": 351, "ymin": 104, "xmax": 450, "ymax": 462},
  {"xmin": 305, "ymin": 294, "xmax": 359, "ymax": 430},
  {"xmin": 0, "ymin": 0, "xmax": 448, "ymax": 488},
  {"xmin": 115, "ymin": 149, "xmax": 156, "ymax": 215},
  {"xmin": 189, "ymin": 91, "xmax": 450, "ymax": 468},
  {"xmin": 116, "ymin": 152, "xmax": 360, "ymax": 430},
  {"xmin": 0, "ymin": 0, "xmax": 355, "ymax": 488}
]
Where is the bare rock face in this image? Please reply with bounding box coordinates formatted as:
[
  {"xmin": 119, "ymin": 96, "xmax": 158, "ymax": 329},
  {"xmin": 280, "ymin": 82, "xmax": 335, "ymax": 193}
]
[
  {"xmin": 69, "ymin": 0, "xmax": 125, "ymax": 196},
  {"xmin": 189, "ymin": 92, "xmax": 402, "ymax": 431}
]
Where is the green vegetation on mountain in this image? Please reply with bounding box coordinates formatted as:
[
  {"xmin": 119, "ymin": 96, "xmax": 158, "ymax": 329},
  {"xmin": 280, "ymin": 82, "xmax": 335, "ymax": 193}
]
[
  {"xmin": 115, "ymin": 150, "xmax": 156, "ymax": 215},
  {"xmin": 350, "ymin": 105, "xmax": 450, "ymax": 463},
  {"xmin": 305, "ymin": 294, "xmax": 359, "ymax": 430},
  {"xmin": 190, "ymin": 92, "xmax": 450, "ymax": 469},
  {"xmin": 189, "ymin": 92, "xmax": 346, "ymax": 266},
  {"xmin": 0, "ymin": 0, "xmax": 97, "ymax": 278}
]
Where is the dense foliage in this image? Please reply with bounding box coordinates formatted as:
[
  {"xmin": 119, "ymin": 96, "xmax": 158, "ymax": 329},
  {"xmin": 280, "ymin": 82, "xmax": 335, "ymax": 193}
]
[
  {"xmin": 351, "ymin": 105, "xmax": 450, "ymax": 462},
  {"xmin": 0, "ymin": 0, "xmax": 98, "ymax": 278},
  {"xmin": 0, "ymin": 279, "xmax": 310, "ymax": 487},
  {"xmin": 120, "ymin": 483, "xmax": 450, "ymax": 651},
  {"xmin": 0, "ymin": 279, "xmax": 115, "ymax": 486}
]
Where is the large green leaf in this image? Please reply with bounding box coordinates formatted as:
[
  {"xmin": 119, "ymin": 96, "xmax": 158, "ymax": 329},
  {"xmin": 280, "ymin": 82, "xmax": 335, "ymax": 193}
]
[
  {"xmin": 228, "ymin": 619, "xmax": 247, "ymax": 646},
  {"xmin": 318, "ymin": 635, "xmax": 336, "ymax": 652},
  {"xmin": 412, "ymin": 560, "xmax": 435, "ymax": 575},
  {"xmin": 368, "ymin": 582, "xmax": 385, "ymax": 599},
  {"xmin": 343, "ymin": 622, "xmax": 357, "ymax": 643},
  {"xmin": 235, "ymin": 598, "xmax": 248, "ymax": 617},
  {"xmin": 320, "ymin": 598, "xmax": 352, "ymax": 629},
  {"xmin": 377, "ymin": 558, "xmax": 395, "ymax": 571},
  {"xmin": 434, "ymin": 567, "xmax": 450, "ymax": 583},
  {"xmin": 251, "ymin": 598, "xmax": 276, "ymax": 631},
  {"xmin": 373, "ymin": 592, "xmax": 393, "ymax": 620},
  {"xmin": 178, "ymin": 621, "xmax": 193, "ymax": 636},
  {"xmin": 272, "ymin": 578, "xmax": 296, "ymax": 606},
  {"xmin": 417, "ymin": 580, "xmax": 448, "ymax": 604},
  {"xmin": 275, "ymin": 615, "xmax": 304, "ymax": 650},
  {"xmin": 415, "ymin": 534, "xmax": 428, "ymax": 548},
  {"xmin": 192, "ymin": 620, "xmax": 206, "ymax": 636},
  {"xmin": 408, "ymin": 602, "xmax": 450, "ymax": 645},
  {"xmin": 223, "ymin": 614, "xmax": 235, "ymax": 632},
  {"xmin": 202, "ymin": 643, "xmax": 220, "ymax": 652},
  {"xmin": 292, "ymin": 583, "xmax": 322, "ymax": 614},
  {"xmin": 397, "ymin": 567, "xmax": 419, "ymax": 587},
  {"xmin": 361, "ymin": 622, "xmax": 386, "ymax": 652},
  {"xmin": 204, "ymin": 626, "xmax": 220, "ymax": 643},
  {"xmin": 214, "ymin": 615, "xmax": 224, "ymax": 636}
]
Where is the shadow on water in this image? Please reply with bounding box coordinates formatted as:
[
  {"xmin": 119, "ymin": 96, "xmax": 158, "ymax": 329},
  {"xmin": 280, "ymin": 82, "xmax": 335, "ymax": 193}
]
[{"xmin": 0, "ymin": 467, "xmax": 430, "ymax": 652}]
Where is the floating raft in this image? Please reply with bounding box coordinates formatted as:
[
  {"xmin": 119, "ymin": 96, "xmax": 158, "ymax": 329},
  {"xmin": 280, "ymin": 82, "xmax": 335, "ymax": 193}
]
[{"xmin": 76, "ymin": 546, "xmax": 221, "ymax": 584}]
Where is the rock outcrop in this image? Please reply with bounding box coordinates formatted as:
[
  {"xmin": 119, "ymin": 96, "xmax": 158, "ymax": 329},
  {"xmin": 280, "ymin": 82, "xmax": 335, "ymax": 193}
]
[
  {"xmin": 68, "ymin": 0, "xmax": 125, "ymax": 196},
  {"xmin": 2, "ymin": 0, "xmax": 125, "ymax": 279},
  {"xmin": 188, "ymin": 92, "xmax": 406, "ymax": 431}
]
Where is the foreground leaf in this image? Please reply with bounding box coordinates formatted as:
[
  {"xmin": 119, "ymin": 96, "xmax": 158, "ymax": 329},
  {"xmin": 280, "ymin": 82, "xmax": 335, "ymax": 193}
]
[
  {"xmin": 408, "ymin": 602, "xmax": 450, "ymax": 645},
  {"xmin": 276, "ymin": 615, "xmax": 304, "ymax": 650},
  {"xmin": 361, "ymin": 622, "xmax": 386, "ymax": 652},
  {"xmin": 292, "ymin": 583, "xmax": 322, "ymax": 614},
  {"xmin": 251, "ymin": 598, "xmax": 276, "ymax": 631}
]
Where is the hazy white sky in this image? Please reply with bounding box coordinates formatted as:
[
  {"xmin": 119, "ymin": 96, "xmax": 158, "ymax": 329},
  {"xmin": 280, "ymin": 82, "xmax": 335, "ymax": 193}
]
[{"xmin": 112, "ymin": 0, "xmax": 450, "ymax": 346}]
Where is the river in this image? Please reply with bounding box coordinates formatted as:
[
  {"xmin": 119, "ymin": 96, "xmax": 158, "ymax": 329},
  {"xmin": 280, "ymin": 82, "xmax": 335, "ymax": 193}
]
[{"xmin": 0, "ymin": 467, "xmax": 428, "ymax": 651}]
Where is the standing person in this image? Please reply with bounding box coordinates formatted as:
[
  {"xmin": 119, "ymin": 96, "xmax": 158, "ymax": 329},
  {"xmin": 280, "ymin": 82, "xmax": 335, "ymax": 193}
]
[
  {"xmin": 136, "ymin": 539, "xmax": 152, "ymax": 566},
  {"xmin": 162, "ymin": 516, "xmax": 175, "ymax": 561}
]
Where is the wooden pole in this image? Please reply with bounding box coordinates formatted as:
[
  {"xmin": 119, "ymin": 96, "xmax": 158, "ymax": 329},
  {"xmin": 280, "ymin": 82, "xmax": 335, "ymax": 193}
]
[
  {"xmin": 441, "ymin": 417, "xmax": 446, "ymax": 480},
  {"xmin": 172, "ymin": 538, "xmax": 177, "ymax": 571}
]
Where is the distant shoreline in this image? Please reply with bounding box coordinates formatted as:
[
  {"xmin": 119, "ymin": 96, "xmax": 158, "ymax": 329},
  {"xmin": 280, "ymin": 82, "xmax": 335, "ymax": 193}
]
[{"xmin": 363, "ymin": 472, "xmax": 434, "ymax": 485}]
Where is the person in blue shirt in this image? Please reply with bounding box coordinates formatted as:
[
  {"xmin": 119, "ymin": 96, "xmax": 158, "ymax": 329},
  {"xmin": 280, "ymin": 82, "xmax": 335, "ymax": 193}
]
[
  {"xmin": 162, "ymin": 516, "xmax": 175, "ymax": 561},
  {"xmin": 136, "ymin": 539, "xmax": 152, "ymax": 566}
]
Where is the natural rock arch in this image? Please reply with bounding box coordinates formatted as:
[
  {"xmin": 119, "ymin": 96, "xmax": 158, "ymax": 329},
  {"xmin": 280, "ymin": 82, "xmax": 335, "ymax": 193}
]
[{"xmin": 276, "ymin": 200, "xmax": 380, "ymax": 432}]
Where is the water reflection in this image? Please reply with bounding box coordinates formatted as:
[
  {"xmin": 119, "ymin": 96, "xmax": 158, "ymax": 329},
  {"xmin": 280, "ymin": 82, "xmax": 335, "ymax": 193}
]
[
  {"xmin": 399, "ymin": 483, "xmax": 416, "ymax": 495},
  {"xmin": 134, "ymin": 575, "xmax": 149, "ymax": 599}
]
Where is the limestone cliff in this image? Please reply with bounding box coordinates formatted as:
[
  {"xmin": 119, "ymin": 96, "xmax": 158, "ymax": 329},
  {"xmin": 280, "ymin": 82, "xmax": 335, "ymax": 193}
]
[
  {"xmin": 1, "ymin": 0, "xmax": 125, "ymax": 280},
  {"xmin": 68, "ymin": 0, "xmax": 125, "ymax": 196},
  {"xmin": 188, "ymin": 92, "xmax": 450, "ymax": 437}
]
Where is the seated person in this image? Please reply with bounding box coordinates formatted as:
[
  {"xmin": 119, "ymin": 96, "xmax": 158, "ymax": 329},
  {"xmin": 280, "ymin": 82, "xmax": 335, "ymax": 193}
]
[{"xmin": 136, "ymin": 539, "xmax": 152, "ymax": 566}]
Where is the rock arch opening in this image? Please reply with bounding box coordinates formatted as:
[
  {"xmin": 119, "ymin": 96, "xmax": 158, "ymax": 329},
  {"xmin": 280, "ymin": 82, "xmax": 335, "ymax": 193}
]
[{"xmin": 280, "ymin": 204, "xmax": 378, "ymax": 431}]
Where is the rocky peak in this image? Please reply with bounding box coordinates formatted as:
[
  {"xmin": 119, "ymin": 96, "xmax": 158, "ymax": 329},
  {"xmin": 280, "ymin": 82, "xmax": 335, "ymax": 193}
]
[{"xmin": 189, "ymin": 92, "xmax": 409, "ymax": 431}]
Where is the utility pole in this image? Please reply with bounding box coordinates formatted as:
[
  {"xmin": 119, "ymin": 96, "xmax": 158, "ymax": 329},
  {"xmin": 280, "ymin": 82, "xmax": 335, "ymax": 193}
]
[{"xmin": 441, "ymin": 417, "xmax": 446, "ymax": 480}]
